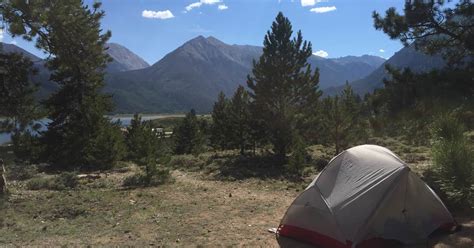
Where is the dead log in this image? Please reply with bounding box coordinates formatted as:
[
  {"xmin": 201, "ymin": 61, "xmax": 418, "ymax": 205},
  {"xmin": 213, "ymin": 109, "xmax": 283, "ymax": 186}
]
[
  {"xmin": 77, "ymin": 174, "xmax": 101, "ymax": 180},
  {"xmin": 0, "ymin": 159, "xmax": 6, "ymax": 194}
]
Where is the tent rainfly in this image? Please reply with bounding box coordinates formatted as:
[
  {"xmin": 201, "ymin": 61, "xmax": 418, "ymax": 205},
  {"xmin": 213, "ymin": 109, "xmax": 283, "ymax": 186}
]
[{"xmin": 277, "ymin": 145, "xmax": 456, "ymax": 248}]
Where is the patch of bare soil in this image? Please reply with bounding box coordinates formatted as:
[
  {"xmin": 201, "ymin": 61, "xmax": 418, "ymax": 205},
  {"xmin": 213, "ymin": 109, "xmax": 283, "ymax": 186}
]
[{"xmin": 0, "ymin": 169, "xmax": 472, "ymax": 247}]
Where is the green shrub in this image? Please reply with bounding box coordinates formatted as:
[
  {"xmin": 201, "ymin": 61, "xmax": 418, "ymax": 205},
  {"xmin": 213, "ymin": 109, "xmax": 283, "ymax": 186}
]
[
  {"xmin": 125, "ymin": 114, "xmax": 163, "ymax": 165},
  {"xmin": 168, "ymin": 155, "xmax": 205, "ymax": 170},
  {"xmin": 26, "ymin": 172, "xmax": 78, "ymax": 190},
  {"xmin": 26, "ymin": 177, "xmax": 52, "ymax": 190},
  {"xmin": 285, "ymin": 137, "xmax": 307, "ymax": 176},
  {"xmin": 84, "ymin": 121, "xmax": 127, "ymax": 170},
  {"xmin": 6, "ymin": 164, "xmax": 38, "ymax": 181},
  {"xmin": 313, "ymin": 158, "xmax": 328, "ymax": 171},
  {"xmin": 429, "ymin": 115, "xmax": 474, "ymax": 210},
  {"xmin": 11, "ymin": 130, "xmax": 42, "ymax": 163},
  {"xmin": 123, "ymin": 172, "xmax": 146, "ymax": 187},
  {"xmin": 123, "ymin": 163, "xmax": 172, "ymax": 187},
  {"xmin": 54, "ymin": 172, "xmax": 79, "ymax": 190}
]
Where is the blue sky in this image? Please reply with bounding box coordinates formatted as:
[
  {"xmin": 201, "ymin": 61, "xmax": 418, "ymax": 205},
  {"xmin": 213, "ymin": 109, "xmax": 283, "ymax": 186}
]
[{"xmin": 1, "ymin": 0, "xmax": 406, "ymax": 64}]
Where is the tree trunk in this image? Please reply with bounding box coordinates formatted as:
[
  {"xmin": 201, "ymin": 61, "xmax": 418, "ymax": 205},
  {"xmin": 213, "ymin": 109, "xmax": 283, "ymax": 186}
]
[{"xmin": 0, "ymin": 159, "xmax": 6, "ymax": 194}]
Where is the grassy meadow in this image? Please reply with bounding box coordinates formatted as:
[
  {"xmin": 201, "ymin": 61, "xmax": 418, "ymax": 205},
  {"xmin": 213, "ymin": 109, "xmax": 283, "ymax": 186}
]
[{"xmin": 1, "ymin": 136, "xmax": 473, "ymax": 247}]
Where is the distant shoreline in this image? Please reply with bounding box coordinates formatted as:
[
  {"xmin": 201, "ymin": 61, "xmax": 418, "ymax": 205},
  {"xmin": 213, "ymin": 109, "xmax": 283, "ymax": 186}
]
[
  {"xmin": 1, "ymin": 114, "xmax": 208, "ymax": 121},
  {"xmin": 107, "ymin": 114, "xmax": 186, "ymax": 119}
]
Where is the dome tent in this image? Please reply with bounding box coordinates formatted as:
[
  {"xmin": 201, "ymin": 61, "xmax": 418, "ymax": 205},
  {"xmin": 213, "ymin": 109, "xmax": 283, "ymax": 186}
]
[{"xmin": 277, "ymin": 145, "xmax": 456, "ymax": 248}]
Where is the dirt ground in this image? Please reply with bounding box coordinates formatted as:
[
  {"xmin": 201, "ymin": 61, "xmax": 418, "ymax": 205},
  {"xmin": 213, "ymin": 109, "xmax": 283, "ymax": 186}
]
[{"xmin": 0, "ymin": 169, "xmax": 473, "ymax": 247}]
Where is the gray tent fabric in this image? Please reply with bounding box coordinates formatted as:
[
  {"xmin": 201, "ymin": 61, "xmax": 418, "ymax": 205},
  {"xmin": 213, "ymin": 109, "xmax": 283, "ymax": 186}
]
[{"xmin": 278, "ymin": 145, "xmax": 455, "ymax": 248}]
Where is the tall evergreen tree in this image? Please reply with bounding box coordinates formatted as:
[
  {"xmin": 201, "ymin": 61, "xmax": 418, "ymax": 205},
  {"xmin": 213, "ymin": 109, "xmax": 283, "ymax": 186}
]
[
  {"xmin": 371, "ymin": 0, "xmax": 474, "ymax": 139},
  {"xmin": 372, "ymin": 0, "xmax": 473, "ymax": 107},
  {"xmin": 247, "ymin": 12, "xmax": 322, "ymax": 160},
  {"xmin": 373, "ymin": 0, "xmax": 474, "ymax": 66},
  {"xmin": 174, "ymin": 109, "xmax": 205, "ymax": 155},
  {"xmin": 0, "ymin": 48, "xmax": 42, "ymax": 161},
  {"xmin": 229, "ymin": 86, "xmax": 252, "ymax": 155},
  {"xmin": 0, "ymin": 51, "xmax": 38, "ymax": 133},
  {"xmin": 322, "ymin": 83, "xmax": 366, "ymax": 154},
  {"xmin": 210, "ymin": 92, "xmax": 231, "ymax": 150},
  {"xmin": 1, "ymin": 0, "xmax": 126, "ymax": 168}
]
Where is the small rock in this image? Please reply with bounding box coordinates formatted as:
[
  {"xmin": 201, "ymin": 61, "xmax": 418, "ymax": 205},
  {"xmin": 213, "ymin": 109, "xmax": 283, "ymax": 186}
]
[{"xmin": 228, "ymin": 193, "xmax": 232, "ymax": 197}]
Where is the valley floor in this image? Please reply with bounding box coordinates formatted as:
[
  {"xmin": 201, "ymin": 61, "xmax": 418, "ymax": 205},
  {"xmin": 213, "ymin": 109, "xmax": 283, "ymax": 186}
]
[{"xmin": 0, "ymin": 167, "xmax": 473, "ymax": 247}]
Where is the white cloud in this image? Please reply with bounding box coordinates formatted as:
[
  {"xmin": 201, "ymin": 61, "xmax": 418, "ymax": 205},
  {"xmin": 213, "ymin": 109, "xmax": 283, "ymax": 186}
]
[
  {"xmin": 301, "ymin": 0, "xmax": 316, "ymax": 6},
  {"xmin": 301, "ymin": 0, "xmax": 327, "ymax": 7},
  {"xmin": 0, "ymin": 29, "xmax": 3, "ymax": 42},
  {"xmin": 313, "ymin": 50, "xmax": 329, "ymax": 58},
  {"xmin": 379, "ymin": 49, "xmax": 385, "ymax": 53},
  {"xmin": 186, "ymin": 2, "xmax": 203, "ymax": 11},
  {"xmin": 310, "ymin": 6, "xmax": 336, "ymax": 13},
  {"xmin": 201, "ymin": 0, "xmax": 221, "ymax": 3},
  {"xmin": 218, "ymin": 4, "xmax": 228, "ymax": 10},
  {"xmin": 185, "ymin": 0, "xmax": 222, "ymax": 12},
  {"xmin": 142, "ymin": 10, "xmax": 175, "ymax": 19}
]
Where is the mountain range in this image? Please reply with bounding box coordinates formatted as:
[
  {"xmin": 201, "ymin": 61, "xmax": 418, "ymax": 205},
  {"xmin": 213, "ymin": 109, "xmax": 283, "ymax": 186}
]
[
  {"xmin": 324, "ymin": 45, "xmax": 445, "ymax": 96},
  {"xmin": 105, "ymin": 43, "xmax": 150, "ymax": 72},
  {"xmin": 1, "ymin": 36, "xmax": 443, "ymax": 113},
  {"xmin": 104, "ymin": 36, "xmax": 386, "ymax": 113}
]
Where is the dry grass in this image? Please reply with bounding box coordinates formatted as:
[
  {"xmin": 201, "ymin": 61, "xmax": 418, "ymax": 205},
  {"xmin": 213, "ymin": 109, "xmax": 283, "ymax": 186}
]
[
  {"xmin": 0, "ymin": 142, "xmax": 472, "ymax": 247},
  {"xmin": 0, "ymin": 167, "xmax": 300, "ymax": 247}
]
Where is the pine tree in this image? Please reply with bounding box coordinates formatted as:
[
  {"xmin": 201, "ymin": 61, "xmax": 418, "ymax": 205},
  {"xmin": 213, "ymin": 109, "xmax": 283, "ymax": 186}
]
[
  {"xmin": 322, "ymin": 83, "xmax": 366, "ymax": 154},
  {"xmin": 0, "ymin": 48, "xmax": 42, "ymax": 161},
  {"xmin": 174, "ymin": 109, "xmax": 205, "ymax": 155},
  {"xmin": 1, "ymin": 1, "xmax": 126, "ymax": 168},
  {"xmin": 228, "ymin": 86, "xmax": 252, "ymax": 155},
  {"xmin": 0, "ymin": 51, "xmax": 38, "ymax": 132},
  {"xmin": 211, "ymin": 92, "xmax": 231, "ymax": 150},
  {"xmin": 373, "ymin": 0, "xmax": 473, "ymax": 66},
  {"xmin": 247, "ymin": 12, "xmax": 322, "ymax": 161},
  {"xmin": 340, "ymin": 83, "xmax": 367, "ymax": 145},
  {"xmin": 372, "ymin": 0, "xmax": 473, "ymax": 140},
  {"xmin": 372, "ymin": 0, "xmax": 474, "ymax": 115},
  {"xmin": 286, "ymin": 133, "xmax": 307, "ymax": 176},
  {"xmin": 126, "ymin": 114, "xmax": 161, "ymax": 164}
]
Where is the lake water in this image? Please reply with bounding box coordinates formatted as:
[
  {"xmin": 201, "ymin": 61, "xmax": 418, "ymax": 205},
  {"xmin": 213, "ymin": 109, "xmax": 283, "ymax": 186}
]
[
  {"xmin": 0, "ymin": 118, "xmax": 50, "ymax": 145},
  {"xmin": 110, "ymin": 114, "xmax": 183, "ymax": 126},
  {"xmin": 0, "ymin": 133, "xmax": 10, "ymax": 145},
  {"xmin": 0, "ymin": 115, "xmax": 182, "ymax": 145}
]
